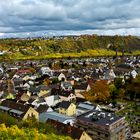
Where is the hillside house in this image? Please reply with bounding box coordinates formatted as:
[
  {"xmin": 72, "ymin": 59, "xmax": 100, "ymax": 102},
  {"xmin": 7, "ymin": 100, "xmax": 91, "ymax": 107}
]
[{"xmin": 0, "ymin": 100, "xmax": 39, "ymax": 120}]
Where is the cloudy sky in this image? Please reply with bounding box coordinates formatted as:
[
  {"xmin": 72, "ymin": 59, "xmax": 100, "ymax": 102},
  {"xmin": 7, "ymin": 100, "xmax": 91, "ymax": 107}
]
[{"xmin": 0, "ymin": 0, "xmax": 140, "ymax": 38}]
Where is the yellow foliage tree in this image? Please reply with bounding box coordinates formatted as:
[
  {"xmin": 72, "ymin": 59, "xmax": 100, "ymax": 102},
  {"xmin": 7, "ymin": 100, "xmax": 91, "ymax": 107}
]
[{"xmin": 84, "ymin": 80, "xmax": 110, "ymax": 102}]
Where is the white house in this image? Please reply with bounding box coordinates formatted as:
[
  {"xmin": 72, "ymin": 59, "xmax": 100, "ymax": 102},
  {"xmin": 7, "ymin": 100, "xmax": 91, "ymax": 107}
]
[
  {"xmin": 60, "ymin": 81, "xmax": 73, "ymax": 91},
  {"xmin": 104, "ymin": 69, "xmax": 116, "ymax": 80},
  {"xmin": 58, "ymin": 73, "xmax": 66, "ymax": 81},
  {"xmin": 30, "ymin": 98, "xmax": 47, "ymax": 108},
  {"xmin": 0, "ymin": 67, "xmax": 4, "ymax": 74},
  {"xmin": 0, "ymin": 51, "xmax": 6, "ymax": 55},
  {"xmin": 44, "ymin": 95, "xmax": 60, "ymax": 107},
  {"xmin": 130, "ymin": 70, "xmax": 138, "ymax": 78},
  {"xmin": 59, "ymin": 93, "xmax": 76, "ymax": 102},
  {"xmin": 23, "ymin": 83, "xmax": 30, "ymax": 89},
  {"xmin": 40, "ymin": 67, "xmax": 53, "ymax": 76}
]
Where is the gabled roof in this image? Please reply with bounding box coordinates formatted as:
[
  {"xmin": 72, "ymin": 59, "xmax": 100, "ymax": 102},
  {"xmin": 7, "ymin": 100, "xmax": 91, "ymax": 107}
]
[
  {"xmin": 133, "ymin": 132, "xmax": 140, "ymax": 139},
  {"xmin": 91, "ymin": 71, "xmax": 100, "ymax": 79},
  {"xmin": 51, "ymin": 88, "xmax": 61, "ymax": 95},
  {"xmin": 58, "ymin": 90, "xmax": 75, "ymax": 97},
  {"xmin": 53, "ymin": 71, "xmax": 61, "ymax": 77},
  {"xmin": 37, "ymin": 104, "xmax": 49, "ymax": 113},
  {"xmin": 54, "ymin": 95, "xmax": 60, "ymax": 100},
  {"xmin": 117, "ymin": 63, "xmax": 134, "ymax": 70},
  {"xmin": 36, "ymin": 97, "xmax": 46, "ymax": 104},
  {"xmin": 46, "ymin": 119, "xmax": 83, "ymax": 140},
  {"xmin": 20, "ymin": 93, "xmax": 30, "ymax": 101},
  {"xmin": 30, "ymin": 85, "xmax": 51, "ymax": 93},
  {"xmin": 74, "ymin": 82, "xmax": 89, "ymax": 90},
  {"xmin": 0, "ymin": 99, "xmax": 30, "ymax": 113},
  {"xmin": 13, "ymin": 79, "xmax": 24, "ymax": 87},
  {"xmin": 61, "ymin": 81, "xmax": 72, "ymax": 88},
  {"xmin": 59, "ymin": 101, "xmax": 72, "ymax": 109},
  {"xmin": 35, "ymin": 75, "xmax": 50, "ymax": 83},
  {"xmin": 28, "ymin": 98, "xmax": 36, "ymax": 104}
]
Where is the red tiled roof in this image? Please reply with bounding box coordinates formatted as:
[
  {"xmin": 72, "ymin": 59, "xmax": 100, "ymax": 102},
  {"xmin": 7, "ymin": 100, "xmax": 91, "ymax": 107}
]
[{"xmin": 16, "ymin": 69, "xmax": 31, "ymax": 74}]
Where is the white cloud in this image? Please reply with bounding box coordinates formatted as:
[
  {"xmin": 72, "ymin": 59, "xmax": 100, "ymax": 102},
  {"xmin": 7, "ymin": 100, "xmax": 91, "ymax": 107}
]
[{"xmin": 0, "ymin": 0, "xmax": 140, "ymax": 37}]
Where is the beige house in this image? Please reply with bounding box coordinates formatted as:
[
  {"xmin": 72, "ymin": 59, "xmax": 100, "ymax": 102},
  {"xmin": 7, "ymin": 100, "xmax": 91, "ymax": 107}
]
[
  {"xmin": 23, "ymin": 75, "xmax": 31, "ymax": 81},
  {"xmin": 59, "ymin": 93, "xmax": 76, "ymax": 102},
  {"xmin": 20, "ymin": 93, "xmax": 30, "ymax": 102},
  {"xmin": 67, "ymin": 79, "xmax": 75, "ymax": 86},
  {"xmin": 79, "ymin": 131, "xmax": 93, "ymax": 140},
  {"xmin": 22, "ymin": 107, "xmax": 39, "ymax": 120},
  {"xmin": 132, "ymin": 132, "xmax": 140, "ymax": 140},
  {"xmin": 38, "ymin": 89, "xmax": 49, "ymax": 97},
  {"xmin": 59, "ymin": 101, "xmax": 76, "ymax": 116},
  {"xmin": 58, "ymin": 73, "xmax": 66, "ymax": 81},
  {"xmin": 30, "ymin": 85, "xmax": 51, "ymax": 97},
  {"xmin": 0, "ymin": 100, "xmax": 39, "ymax": 121}
]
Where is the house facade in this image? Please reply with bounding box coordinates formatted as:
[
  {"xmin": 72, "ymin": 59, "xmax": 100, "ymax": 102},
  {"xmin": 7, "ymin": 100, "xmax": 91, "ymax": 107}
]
[
  {"xmin": 59, "ymin": 101, "xmax": 76, "ymax": 116},
  {"xmin": 22, "ymin": 106, "xmax": 39, "ymax": 120},
  {"xmin": 0, "ymin": 100, "xmax": 39, "ymax": 120}
]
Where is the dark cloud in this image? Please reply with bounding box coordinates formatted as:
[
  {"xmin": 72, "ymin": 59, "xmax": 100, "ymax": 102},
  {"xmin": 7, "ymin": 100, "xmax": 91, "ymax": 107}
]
[{"xmin": 0, "ymin": 0, "xmax": 140, "ymax": 37}]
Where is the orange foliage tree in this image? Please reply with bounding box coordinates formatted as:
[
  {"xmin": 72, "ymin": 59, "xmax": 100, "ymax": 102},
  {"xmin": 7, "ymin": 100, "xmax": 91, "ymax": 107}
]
[{"xmin": 84, "ymin": 80, "xmax": 110, "ymax": 102}]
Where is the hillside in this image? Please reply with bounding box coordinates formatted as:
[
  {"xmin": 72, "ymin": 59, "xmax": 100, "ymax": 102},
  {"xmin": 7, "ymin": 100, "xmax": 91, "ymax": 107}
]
[
  {"xmin": 0, "ymin": 112, "xmax": 72, "ymax": 140},
  {"xmin": 0, "ymin": 35, "xmax": 140, "ymax": 60}
]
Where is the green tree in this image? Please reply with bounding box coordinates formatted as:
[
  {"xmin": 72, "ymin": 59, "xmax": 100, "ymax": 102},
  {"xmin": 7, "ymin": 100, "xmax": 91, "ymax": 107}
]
[
  {"xmin": 114, "ymin": 78, "xmax": 123, "ymax": 89},
  {"xmin": 118, "ymin": 88, "xmax": 125, "ymax": 100},
  {"xmin": 0, "ymin": 112, "xmax": 17, "ymax": 126},
  {"xmin": 109, "ymin": 84, "xmax": 117, "ymax": 99}
]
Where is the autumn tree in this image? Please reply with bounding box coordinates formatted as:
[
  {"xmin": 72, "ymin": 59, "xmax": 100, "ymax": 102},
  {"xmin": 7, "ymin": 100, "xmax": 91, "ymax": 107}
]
[
  {"xmin": 43, "ymin": 78, "xmax": 51, "ymax": 86},
  {"xmin": 84, "ymin": 80, "xmax": 110, "ymax": 102},
  {"xmin": 118, "ymin": 88, "xmax": 125, "ymax": 100},
  {"xmin": 0, "ymin": 124, "xmax": 72, "ymax": 140}
]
